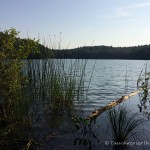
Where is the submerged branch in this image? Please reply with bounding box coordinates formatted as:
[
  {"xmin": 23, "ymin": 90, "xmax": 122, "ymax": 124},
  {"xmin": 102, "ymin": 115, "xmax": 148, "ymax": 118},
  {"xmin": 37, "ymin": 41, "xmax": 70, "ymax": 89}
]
[{"xmin": 86, "ymin": 89, "xmax": 142, "ymax": 121}]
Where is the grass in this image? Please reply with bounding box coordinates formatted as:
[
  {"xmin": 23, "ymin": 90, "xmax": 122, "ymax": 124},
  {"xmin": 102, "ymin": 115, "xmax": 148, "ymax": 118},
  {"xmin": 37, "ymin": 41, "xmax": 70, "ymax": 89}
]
[
  {"xmin": 0, "ymin": 58, "xmax": 88, "ymax": 149},
  {"xmin": 24, "ymin": 59, "xmax": 87, "ymax": 125},
  {"xmin": 137, "ymin": 62, "xmax": 150, "ymax": 112},
  {"xmin": 107, "ymin": 105, "xmax": 144, "ymax": 149}
]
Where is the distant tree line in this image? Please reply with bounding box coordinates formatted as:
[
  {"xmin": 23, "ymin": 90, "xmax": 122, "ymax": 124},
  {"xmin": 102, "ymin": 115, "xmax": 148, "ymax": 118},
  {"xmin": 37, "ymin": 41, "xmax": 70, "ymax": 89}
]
[
  {"xmin": 51, "ymin": 45, "xmax": 150, "ymax": 60},
  {"xmin": 1, "ymin": 28, "xmax": 150, "ymax": 60}
]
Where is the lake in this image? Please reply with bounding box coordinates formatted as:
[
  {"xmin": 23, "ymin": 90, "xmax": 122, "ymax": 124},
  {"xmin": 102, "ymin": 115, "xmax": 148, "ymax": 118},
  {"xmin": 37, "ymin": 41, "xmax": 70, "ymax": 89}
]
[
  {"xmin": 24, "ymin": 59, "xmax": 150, "ymax": 150},
  {"xmin": 64, "ymin": 59, "xmax": 150, "ymax": 150},
  {"xmin": 80, "ymin": 59, "xmax": 147, "ymax": 112}
]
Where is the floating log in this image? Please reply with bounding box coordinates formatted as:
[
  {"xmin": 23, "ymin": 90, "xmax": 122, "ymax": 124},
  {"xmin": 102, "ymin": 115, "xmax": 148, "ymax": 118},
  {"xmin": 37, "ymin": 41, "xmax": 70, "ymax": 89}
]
[{"xmin": 86, "ymin": 89, "xmax": 142, "ymax": 120}]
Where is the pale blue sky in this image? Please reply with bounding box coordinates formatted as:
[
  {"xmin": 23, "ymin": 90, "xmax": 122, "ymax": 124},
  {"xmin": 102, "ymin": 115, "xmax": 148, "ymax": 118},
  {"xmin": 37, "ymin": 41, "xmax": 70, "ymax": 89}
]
[{"xmin": 0, "ymin": 0, "xmax": 150, "ymax": 48}]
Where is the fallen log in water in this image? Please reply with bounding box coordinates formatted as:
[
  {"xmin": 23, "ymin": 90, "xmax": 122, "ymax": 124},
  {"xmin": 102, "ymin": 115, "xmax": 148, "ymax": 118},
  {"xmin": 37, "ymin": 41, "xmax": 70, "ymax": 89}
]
[{"xmin": 86, "ymin": 89, "xmax": 142, "ymax": 120}]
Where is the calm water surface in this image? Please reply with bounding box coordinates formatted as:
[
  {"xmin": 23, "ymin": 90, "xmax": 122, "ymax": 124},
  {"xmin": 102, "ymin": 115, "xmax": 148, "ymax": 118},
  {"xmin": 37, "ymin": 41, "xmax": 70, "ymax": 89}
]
[
  {"xmin": 83, "ymin": 59, "xmax": 147, "ymax": 112},
  {"xmin": 25, "ymin": 59, "xmax": 148, "ymax": 114}
]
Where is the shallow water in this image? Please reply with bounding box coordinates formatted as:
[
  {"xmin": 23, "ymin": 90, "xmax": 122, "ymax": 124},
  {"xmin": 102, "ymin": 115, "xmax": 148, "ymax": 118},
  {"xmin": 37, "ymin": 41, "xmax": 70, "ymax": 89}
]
[{"xmin": 25, "ymin": 59, "xmax": 150, "ymax": 150}]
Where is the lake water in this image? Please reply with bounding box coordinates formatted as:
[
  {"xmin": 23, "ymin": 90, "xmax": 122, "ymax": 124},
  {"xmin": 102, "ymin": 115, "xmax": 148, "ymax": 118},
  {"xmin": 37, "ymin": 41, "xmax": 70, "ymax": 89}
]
[
  {"xmin": 82, "ymin": 59, "xmax": 147, "ymax": 112},
  {"xmin": 26, "ymin": 59, "xmax": 148, "ymax": 112},
  {"xmin": 74, "ymin": 59, "xmax": 150, "ymax": 150},
  {"xmin": 25, "ymin": 59, "xmax": 150, "ymax": 150}
]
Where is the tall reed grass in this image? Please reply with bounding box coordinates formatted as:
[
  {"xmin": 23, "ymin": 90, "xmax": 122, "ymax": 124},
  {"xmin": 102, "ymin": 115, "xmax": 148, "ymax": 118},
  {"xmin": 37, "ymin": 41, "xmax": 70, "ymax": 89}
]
[
  {"xmin": 23, "ymin": 58, "xmax": 87, "ymax": 128},
  {"xmin": 107, "ymin": 105, "xmax": 143, "ymax": 149},
  {"xmin": 0, "ymin": 58, "xmax": 88, "ymax": 149},
  {"xmin": 137, "ymin": 62, "xmax": 150, "ymax": 114}
]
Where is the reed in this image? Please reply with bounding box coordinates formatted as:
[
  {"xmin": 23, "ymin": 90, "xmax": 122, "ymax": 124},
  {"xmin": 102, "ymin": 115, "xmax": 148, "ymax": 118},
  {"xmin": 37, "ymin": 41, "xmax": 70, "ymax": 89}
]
[
  {"xmin": 0, "ymin": 28, "xmax": 88, "ymax": 149},
  {"xmin": 25, "ymin": 59, "xmax": 87, "ymax": 128},
  {"xmin": 137, "ymin": 62, "xmax": 150, "ymax": 114},
  {"xmin": 1, "ymin": 58, "xmax": 87, "ymax": 149},
  {"xmin": 107, "ymin": 106, "xmax": 144, "ymax": 149}
]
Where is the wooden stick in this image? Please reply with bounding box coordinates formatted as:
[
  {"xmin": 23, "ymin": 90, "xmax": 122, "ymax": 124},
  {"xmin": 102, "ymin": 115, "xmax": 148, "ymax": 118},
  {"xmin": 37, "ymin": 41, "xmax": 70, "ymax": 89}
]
[{"xmin": 86, "ymin": 89, "xmax": 142, "ymax": 120}]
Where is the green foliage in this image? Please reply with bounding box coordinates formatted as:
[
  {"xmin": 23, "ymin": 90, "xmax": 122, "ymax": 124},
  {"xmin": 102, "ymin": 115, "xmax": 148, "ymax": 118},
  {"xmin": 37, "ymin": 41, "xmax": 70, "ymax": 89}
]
[
  {"xmin": 108, "ymin": 106, "xmax": 143, "ymax": 149},
  {"xmin": 0, "ymin": 28, "xmax": 39, "ymax": 59},
  {"xmin": 0, "ymin": 28, "xmax": 87, "ymax": 149},
  {"xmin": 0, "ymin": 28, "xmax": 39, "ymax": 121},
  {"xmin": 24, "ymin": 59, "xmax": 87, "ymax": 128},
  {"xmin": 137, "ymin": 63, "xmax": 150, "ymax": 111},
  {"xmin": 0, "ymin": 28, "xmax": 41, "ymax": 149},
  {"xmin": 137, "ymin": 63, "xmax": 150, "ymax": 120}
]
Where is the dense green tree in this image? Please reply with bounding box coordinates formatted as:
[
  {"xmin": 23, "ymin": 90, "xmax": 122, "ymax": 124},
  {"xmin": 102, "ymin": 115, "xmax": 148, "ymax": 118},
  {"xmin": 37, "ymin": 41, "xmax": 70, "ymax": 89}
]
[{"xmin": 0, "ymin": 28, "xmax": 39, "ymax": 119}]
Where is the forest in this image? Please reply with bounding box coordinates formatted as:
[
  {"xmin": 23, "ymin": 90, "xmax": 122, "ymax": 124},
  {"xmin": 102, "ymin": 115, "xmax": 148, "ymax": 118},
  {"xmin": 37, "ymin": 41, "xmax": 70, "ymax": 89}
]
[
  {"xmin": 30, "ymin": 44, "xmax": 150, "ymax": 60},
  {"xmin": 52, "ymin": 45, "xmax": 150, "ymax": 60}
]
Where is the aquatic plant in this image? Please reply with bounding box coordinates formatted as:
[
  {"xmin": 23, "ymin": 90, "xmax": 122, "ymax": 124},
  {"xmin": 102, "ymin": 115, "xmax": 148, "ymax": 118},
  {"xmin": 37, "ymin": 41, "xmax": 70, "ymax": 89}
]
[
  {"xmin": 24, "ymin": 58, "xmax": 87, "ymax": 128},
  {"xmin": 137, "ymin": 63, "xmax": 150, "ymax": 115},
  {"xmin": 107, "ymin": 106, "xmax": 143, "ymax": 149}
]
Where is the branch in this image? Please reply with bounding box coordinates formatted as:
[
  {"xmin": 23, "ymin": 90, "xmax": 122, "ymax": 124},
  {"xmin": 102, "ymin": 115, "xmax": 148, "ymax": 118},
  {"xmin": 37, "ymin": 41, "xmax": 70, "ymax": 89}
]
[{"xmin": 86, "ymin": 89, "xmax": 142, "ymax": 120}]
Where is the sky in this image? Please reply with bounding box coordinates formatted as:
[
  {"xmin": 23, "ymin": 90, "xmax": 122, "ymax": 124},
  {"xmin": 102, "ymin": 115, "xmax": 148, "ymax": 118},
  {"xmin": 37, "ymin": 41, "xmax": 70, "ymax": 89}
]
[{"xmin": 0, "ymin": 0, "xmax": 150, "ymax": 49}]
